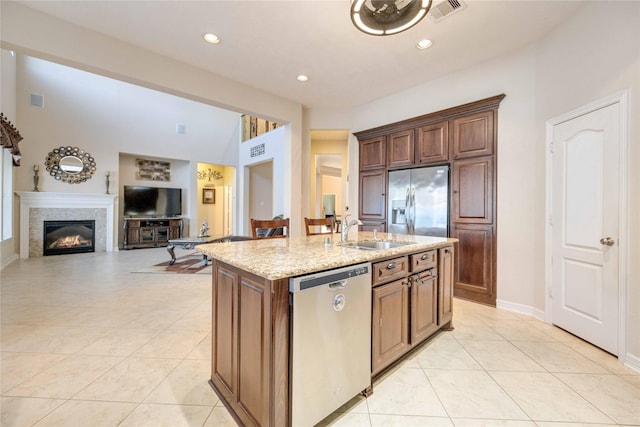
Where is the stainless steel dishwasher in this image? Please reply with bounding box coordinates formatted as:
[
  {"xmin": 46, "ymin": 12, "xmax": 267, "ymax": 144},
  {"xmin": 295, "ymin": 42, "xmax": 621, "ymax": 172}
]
[{"xmin": 289, "ymin": 262, "xmax": 372, "ymax": 427}]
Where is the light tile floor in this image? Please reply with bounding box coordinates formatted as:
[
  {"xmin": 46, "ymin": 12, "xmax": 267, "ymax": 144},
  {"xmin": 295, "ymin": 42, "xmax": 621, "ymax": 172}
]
[{"xmin": 1, "ymin": 248, "xmax": 638, "ymax": 426}]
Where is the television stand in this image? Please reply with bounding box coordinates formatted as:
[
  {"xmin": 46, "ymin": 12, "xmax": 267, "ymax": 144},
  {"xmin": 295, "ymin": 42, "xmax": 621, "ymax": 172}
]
[{"xmin": 123, "ymin": 217, "xmax": 183, "ymax": 249}]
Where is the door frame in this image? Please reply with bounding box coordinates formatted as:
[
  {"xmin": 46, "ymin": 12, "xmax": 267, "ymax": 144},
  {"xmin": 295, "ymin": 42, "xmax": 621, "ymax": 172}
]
[{"xmin": 544, "ymin": 90, "xmax": 629, "ymax": 361}]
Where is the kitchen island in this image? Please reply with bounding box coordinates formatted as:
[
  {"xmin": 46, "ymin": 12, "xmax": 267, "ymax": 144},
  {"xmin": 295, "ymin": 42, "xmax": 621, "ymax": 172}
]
[{"xmin": 197, "ymin": 232, "xmax": 456, "ymax": 427}]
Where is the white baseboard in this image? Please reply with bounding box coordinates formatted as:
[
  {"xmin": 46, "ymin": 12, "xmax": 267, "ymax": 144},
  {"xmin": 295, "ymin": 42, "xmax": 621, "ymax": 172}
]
[
  {"xmin": 496, "ymin": 299, "xmax": 545, "ymax": 322},
  {"xmin": 624, "ymin": 352, "xmax": 640, "ymax": 373}
]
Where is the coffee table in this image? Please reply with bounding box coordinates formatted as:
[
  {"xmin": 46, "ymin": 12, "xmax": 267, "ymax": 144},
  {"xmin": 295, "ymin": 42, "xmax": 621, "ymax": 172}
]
[{"xmin": 166, "ymin": 235, "xmax": 253, "ymax": 265}]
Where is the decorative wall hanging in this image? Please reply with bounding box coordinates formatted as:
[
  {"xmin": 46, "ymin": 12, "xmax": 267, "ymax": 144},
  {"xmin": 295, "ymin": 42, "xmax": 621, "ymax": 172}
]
[
  {"xmin": 0, "ymin": 113, "xmax": 23, "ymax": 166},
  {"xmin": 44, "ymin": 146, "xmax": 96, "ymax": 184},
  {"xmin": 197, "ymin": 168, "xmax": 223, "ymax": 182},
  {"xmin": 135, "ymin": 158, "xmax": 170, "ymax": 181}
]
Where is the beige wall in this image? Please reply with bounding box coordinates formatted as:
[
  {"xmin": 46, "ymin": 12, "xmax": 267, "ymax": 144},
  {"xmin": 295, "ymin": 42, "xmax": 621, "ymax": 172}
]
[
  {"xmin": 309, "ymin": 137, "xmax": 348, "ymax": 219},
  {"xmin": 196, "ymin": 163, "xmax": 235, "ymax": 236}
]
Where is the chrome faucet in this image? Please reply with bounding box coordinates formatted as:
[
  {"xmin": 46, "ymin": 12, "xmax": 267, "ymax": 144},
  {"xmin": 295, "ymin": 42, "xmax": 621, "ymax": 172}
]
[{"xmin": 341, "ymin": 214, "xmax": 362, "ymax": 243}]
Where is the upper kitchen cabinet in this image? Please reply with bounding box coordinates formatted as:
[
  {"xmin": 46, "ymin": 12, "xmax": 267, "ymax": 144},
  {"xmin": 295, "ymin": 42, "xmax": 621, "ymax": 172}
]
[
  {"xmin": 387, "ymin": 129, "xmax": 414, "ymax": 169},
  {"xmin": 451, "ymin": 156, "xmax": 494, "ymax": 224},
  {"xmin": 416, "ymin": 121, "xmax": 449, "ymax": 165},
  {"xmin": 451, "ymin": 110, "xmax": 495, "ymax": 159},
  {"xmin": 359, "ymin": 136, "xmax": 386, "ymax": 170},
  {"xmin": 359, "ymin": 169, "xmax": 387, "ymax": 221}
]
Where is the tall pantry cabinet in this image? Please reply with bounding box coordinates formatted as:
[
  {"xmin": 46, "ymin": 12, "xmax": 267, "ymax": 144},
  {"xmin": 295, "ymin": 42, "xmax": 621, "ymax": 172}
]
[{"xmin": 354, "ymin": 95, "xmax": 505, "ymax": 306}]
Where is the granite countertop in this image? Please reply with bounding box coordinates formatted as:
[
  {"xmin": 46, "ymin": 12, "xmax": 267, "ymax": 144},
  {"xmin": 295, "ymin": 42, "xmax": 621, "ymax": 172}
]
[{"xmin": 196, "ymin": 231, "xmax": 457, "ymax": 280}]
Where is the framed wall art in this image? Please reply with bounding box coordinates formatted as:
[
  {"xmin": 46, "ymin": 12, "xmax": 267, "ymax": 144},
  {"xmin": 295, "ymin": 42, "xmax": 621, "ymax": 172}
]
[{"xmin": 202, "ymin": 188, "xmax": 215, "ymax": 204}]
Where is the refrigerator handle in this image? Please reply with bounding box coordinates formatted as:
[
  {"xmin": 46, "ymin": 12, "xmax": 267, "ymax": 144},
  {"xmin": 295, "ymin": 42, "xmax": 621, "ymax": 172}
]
[
  {"xmin": 405, "ymin": 187, "xmax": 411, "ymax": 234},
  {"xmin": 410, "ymin": 187, "xmax": 416, "ymax": 234}
]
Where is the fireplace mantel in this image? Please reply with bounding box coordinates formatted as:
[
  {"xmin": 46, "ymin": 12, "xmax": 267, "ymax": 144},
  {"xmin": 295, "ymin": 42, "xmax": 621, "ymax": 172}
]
[{"xmin": 16, "ymin": 192, "xmax": 117, "ymax": 259}]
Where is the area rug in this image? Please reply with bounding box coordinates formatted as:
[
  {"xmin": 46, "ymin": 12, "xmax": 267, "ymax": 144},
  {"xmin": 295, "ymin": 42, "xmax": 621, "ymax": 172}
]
[{"xmin": 132, "ymin": 253, "xmax": 212, "ymax": 274}]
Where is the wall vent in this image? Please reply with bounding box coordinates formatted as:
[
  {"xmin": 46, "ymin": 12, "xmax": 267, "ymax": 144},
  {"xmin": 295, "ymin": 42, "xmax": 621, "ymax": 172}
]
[
  {"xmin": 30, "ymin": 93, "xmax": 44, "ymax": 108},
  {"xmin": 428, "ymin": 0, "xmax": 466, "ymax": 21},
  {"xmin": 250, "ymin": 143, "xmax": 265, "ymax": 158}
]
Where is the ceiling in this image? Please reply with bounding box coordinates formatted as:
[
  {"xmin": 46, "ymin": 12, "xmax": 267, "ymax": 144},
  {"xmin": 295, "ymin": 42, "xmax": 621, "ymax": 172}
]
[{"xmin": 16, "ymin": 0, "xmax": 584, "ymax": 109}]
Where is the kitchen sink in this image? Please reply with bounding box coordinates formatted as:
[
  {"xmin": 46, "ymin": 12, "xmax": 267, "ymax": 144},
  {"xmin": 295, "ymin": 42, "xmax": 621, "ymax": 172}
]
[{"xmin": 345, "ymin": 240, "xmax": 416, "ymax": 250}]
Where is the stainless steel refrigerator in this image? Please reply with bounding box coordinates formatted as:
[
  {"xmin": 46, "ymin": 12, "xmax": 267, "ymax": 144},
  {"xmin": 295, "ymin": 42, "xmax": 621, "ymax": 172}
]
[{"xmin": 387, "ymin": 165, "xmax": 449, "ymax": 237}]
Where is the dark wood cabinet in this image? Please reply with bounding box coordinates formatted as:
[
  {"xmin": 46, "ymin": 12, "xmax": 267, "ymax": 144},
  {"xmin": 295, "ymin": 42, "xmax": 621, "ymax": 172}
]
[
  {"xmin": 212, "ymin": 264, "xmax": 237, "ymax": 399},
  {"xmin": 371, "ymin": 245, "xmax": 453, "ymax": 376},
  {"xmin": 359, "ymin": 221, "xmax": 386, "ymax": 232},
  {"xmin": 356, "ymin": 95, "xmax": 504, "ymax": 307},
  {"xmin": 210, "ymin": 261, "xmax": 290, "ymax": 427},
  {"xmin": 359, "ymin": 169, "xmax": 386, "ymax": 221},
  {"xmin": 452, "ymin": 156, "xmax": 494, "ymax": 224},
  {"xmin": 450, "ymin": 224, "xmax": 495, "ymax": 306},
  {"xmin": 416, "ymin": 121, "xmax": 449, "ymax": 165},
  {"xmin": 372, "ymin": 278, "xmax": 410, "ymax": 375},
  {"xmin": 123, "ymin": 218, "xmax": 183, "ymax": 249},
  {"xmin": 409, "ymin": 269, "xmax": 439, "ymax": 344},
  {"xmin": 359, "ymin": 136, "xmax": 386, "ymax": 170},
  {"xmin": 387, "ymin": 129, "xmax": 414, "ymax": 169},
  {"xmin": 438, "ymin": 246, "xmax": 454, "ymax": 325},
  {"xmin": 451, "ymin": 110, "xmax": 494, "ymax": 159}
]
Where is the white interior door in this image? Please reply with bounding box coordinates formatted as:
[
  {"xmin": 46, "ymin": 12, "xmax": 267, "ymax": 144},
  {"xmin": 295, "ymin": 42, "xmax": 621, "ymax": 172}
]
[{"xmin": 551, "ymin": 102, "xmax": 620, "ymax": 355}]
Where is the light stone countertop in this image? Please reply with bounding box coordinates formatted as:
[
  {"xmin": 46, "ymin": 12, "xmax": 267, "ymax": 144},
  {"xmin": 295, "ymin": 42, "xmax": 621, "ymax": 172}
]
[{"xmin": 196, "ymin": 231, "xmax": 457, "ymax": 280}]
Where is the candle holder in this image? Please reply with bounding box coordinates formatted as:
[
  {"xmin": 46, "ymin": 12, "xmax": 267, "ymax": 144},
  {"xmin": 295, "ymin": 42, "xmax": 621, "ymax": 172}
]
[
  {"xmin": 33, "ymin": 165, "xmax": 40, "ymax": 192},
  {"xmin": 105, "ymin": 171, "xmax": 111, "ymax": 194}
]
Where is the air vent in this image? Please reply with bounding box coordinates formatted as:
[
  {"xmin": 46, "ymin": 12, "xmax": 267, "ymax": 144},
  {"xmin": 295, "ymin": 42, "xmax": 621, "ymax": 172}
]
[
  {"xmin": 30, "ymin": 93, "xmax": 44, "ymax": 108},
  {"xmin": 250, "ymin": 143, "xmax": 265, "ymax": 158},
  {"xmin": 428, "ymin": 0, "xmax": 466, "ymax": 21}
]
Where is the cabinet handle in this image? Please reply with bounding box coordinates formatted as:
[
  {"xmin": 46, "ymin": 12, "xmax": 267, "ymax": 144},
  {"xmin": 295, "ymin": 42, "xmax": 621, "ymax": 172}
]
[
  {"xmin": 387, "ymin": 262, "xmax": 397, "ymax": 270},
  {"xmin": 421, "ymin": 254, "xmax": 429, "ymax": 260}
]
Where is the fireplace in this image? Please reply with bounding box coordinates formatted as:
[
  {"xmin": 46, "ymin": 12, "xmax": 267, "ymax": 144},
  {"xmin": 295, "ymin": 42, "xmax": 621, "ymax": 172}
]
[{"xmin": 43, "ymin": 220, "xmax": 96, "ymax": 256}]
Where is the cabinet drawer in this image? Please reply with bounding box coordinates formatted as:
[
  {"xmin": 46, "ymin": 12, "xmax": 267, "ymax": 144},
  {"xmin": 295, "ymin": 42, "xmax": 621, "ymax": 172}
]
[
  {"xmin": 372, "ymin": 256, "xmax": 408, "ymax": 287},
  {"xmin": 410, "ymin": 250, "xmax": 437, "ymax": 272}
]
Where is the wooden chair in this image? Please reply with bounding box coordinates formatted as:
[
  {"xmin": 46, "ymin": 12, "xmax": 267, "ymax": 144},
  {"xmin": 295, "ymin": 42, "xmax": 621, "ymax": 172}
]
[
  {"xmin": 250, "ymin": 217, "xmax": 290, "ymax": 239},
  {"xmin": 304, "ymin": 217, "xmax": 335, "ymax": 236}
]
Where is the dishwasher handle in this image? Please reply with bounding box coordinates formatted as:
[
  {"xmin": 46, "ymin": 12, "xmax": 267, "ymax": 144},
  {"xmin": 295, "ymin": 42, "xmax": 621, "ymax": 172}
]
[{"xmin": 328, "ymin": 280, "xmax": 347, "ymax": 290}]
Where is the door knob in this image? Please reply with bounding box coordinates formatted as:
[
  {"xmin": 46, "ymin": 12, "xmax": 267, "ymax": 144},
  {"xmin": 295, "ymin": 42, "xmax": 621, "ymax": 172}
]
[{"xmin": 599, "ymin": 237, "xmax": 615, "ymax": 246}]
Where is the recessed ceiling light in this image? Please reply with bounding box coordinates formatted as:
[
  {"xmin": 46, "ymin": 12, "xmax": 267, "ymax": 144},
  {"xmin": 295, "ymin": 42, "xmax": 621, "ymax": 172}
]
[
  {"xmin": 416, "ymin": 39, "xmax": 433, "ymax": 50},
  {"xmin": 203, "ymin": 33, "xmax": 220, "ymax": 44},
  {"xmin": 296, "ymin": 75, "xmax": 309, "ymax": 82}
]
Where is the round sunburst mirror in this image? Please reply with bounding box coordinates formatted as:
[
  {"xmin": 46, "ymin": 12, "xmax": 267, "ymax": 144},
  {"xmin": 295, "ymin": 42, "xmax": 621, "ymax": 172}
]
[{"xmin": 45, "ymin": 146, "xmax": 96, "ymax": 184}]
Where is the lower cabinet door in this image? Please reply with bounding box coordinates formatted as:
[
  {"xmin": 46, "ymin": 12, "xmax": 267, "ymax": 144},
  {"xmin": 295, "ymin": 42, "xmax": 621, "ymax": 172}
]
[
  {"xmin": 410, "ymin": 270, "xmax": 439, "ymax": 345},
  {"xmin": 450, "ymin": 224, "xmax": 495, "ymax": 306},
  {"xmin": 237, "ymin": 275, "xmax": 271, "ymax": 426},
  {"xmin": 438, "ymin": 246, "xmax": 454, "ymax": 326},
  {"xmin": 372, "ymin": 279, "xmax": 410, "ymax": 375},
  {"xmin": 212, "ymin": 265, "xmax": 237, "ymax": 398}
]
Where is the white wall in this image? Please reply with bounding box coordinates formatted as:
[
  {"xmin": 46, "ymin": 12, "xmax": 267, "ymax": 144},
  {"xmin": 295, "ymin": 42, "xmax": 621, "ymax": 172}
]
[
  {"xmin": 12, "ymin": 55, "xmax": 243, "ymax": 249},
  {"xmin": 307, "ymin": 1, "xmax": 640, "ymax": 363},
  {"xmin": 1, "ymin": 0, "xmax": 303, "ymax": 242},
  {"xmin": 534, "ymin": 1, "xmax": 640, "ymax": 366},
  {"xmin": 237, "ymin": 126, "xmax": 287, "ymax": 236},
  {"xmin": 2, "ymin": 0, "xmax": 637, "ymax": 363},
  {"xmin": 0, "ymin": 49, "xmax": 18, "ymax": 268}
]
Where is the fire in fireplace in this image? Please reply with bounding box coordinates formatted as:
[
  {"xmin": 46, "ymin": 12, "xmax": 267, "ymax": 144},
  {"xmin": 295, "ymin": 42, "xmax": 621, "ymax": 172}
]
[{"xmin": 43, "ymin": 220, "xmax": 95, "ymax": 256}]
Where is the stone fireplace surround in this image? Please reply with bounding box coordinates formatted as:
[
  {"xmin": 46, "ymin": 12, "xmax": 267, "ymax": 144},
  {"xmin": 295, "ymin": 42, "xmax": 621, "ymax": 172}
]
[{"xmin": 16, "ymin": 192, "xmax": 117, "ymax": 259}]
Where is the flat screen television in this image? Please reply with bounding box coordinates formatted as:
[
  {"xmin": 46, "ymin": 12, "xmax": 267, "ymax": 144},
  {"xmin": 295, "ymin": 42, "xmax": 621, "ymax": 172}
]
[{"xmin": 123, "ymin": 186, "xmax": 182, "ymax": 217}]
